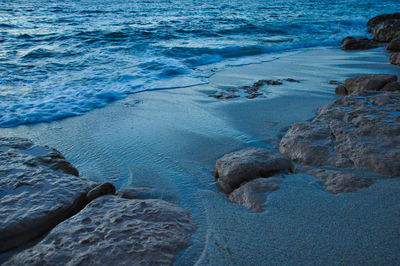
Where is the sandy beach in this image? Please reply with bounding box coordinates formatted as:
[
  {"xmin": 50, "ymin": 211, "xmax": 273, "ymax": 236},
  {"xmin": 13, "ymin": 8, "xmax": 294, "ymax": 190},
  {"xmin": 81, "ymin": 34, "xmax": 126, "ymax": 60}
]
[{"xmin": 1, "ymin": 46, "xmax": 400, "ymax": 264}]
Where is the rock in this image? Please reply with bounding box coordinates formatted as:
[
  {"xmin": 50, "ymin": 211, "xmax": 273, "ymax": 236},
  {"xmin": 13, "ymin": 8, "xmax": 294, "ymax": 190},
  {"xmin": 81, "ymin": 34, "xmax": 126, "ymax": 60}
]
[
  {"xmin": 117, "ymin": 186, "xmax": 175, "ymax": 201},
  {"xmin": 387, "ymin": 38, "xmax": 400, "ymax": 51},
  {"xmin": 339, "ymin": 74, "xmax": 398, "ymax": 94},
  {"xmin": 280, "ymin": 91, "xmax": 400, "ymax": 177},
  {"xmin": 341, "ymin": 37, "xmax": 379, "ymax": 50},
  {"xmin": 329, "ymin": 80, "xmax": 342, "ymax": 85},
  {"xmin": 0, "ymin": 137, "xmax": 93, "ymax": 252},
  {"xmin": 4, "ymin": 196, "xmax": 196, "ymax": 265},
  {"xmin": 214, "ymin": 147, "xmax": 292, "ymax": 193},
  {"xmin": 299, "ymin": 167, "xmax": 373, "ymax": 194},
  {"xmin": 228, "ymin": 177, "xmax": 283, "ymax": 212},
  {"xmin": 367, "ymin": 13, "xmax": 400, "ymax": 28},
  {"xmin": 370, "ymin": 19, "xmax": 400, "ymax": 42},
  {"xmin": 335, "ymin": 85, "xmax": 348, "ymax": 95},
  {"xmin": 382, "ymin": 81, "xmax": 400, "ymax": 91},
  {"xmin": 86, "ymin": 182, "xmax": 116, "ymax": 202},
  {"xmin": 390, "ymin": 52, "xmax": 400, "ymax": 65}
]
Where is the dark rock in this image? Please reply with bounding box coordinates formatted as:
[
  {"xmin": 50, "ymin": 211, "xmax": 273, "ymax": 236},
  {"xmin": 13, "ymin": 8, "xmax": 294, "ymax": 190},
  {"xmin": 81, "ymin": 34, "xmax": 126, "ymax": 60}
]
[
  {"xmin": 367, "ymin": 13, "xmax": 400, "ymax": 28},
  {"xmin": 283, "ymin": 78, "xmax": 300, "ymax": 83},
  {"xmin": 228, "ymin": 177, "xmax": 283, "ymax": 212},
  {"xmin": 117, "ymin": 186, "xmax": 175, "ymax": 201},
  {"xmin": 382, "ymin": 81, "xmax": 400, "ymax": 91},
  {"xmin": 341, "ymin": 74, "xmax": 397, "ymax": 94},
  {"xmin": 370, "ymin": 19, "xmax": 400, "ymax": 42},
  {"xmin": 329, "ymin": 80, "xmax": 342, "ymax": 85},
  {"xmin": 386, "ymin": 38, "xmax": 400, "ymax": 51},
  {"xmin": 335, "ymin": 85, "xmax": 348, "ymax": 95},
  {"xmin": 280, "ymin": 91, "xmax": 400, "ymax": 177},
  {"xmin": 341, "ymin": 37, "xmax": 379, "ymax": 50},
  {"xmin": 214, "ymin": 147, "xmax": 292, "ymax": 193},
  {"xmin": 390, "ymin": 52, "xmax": 400, "ymax": 65},
  {"xmin": 4, "ymin": 196, "xmax": 196, "ymax": 265}
]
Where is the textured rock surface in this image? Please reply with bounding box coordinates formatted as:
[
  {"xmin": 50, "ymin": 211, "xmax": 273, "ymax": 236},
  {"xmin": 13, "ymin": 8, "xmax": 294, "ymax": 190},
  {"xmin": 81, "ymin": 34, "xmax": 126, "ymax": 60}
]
[
  {"xmin": 280, "ymin": 91, "xmax": 400, "ymax": 177},
  {"xmin": 336, "ymin": 74, "xmax": 398, "ymax": 95},
  {"xmin": 370, "ymin": 19, "xmax": 400, "ymax": 42},
  {"xmin": 215, "ymin": 147, "xmax": 292, "ymax": 193},
  {"xmin": 5, "ymin": 196, "xmax": 196, "ymax": 266},
  {"xmin": 0, "ymin": 137, "xmax": 93, "ymax": 252},
  {"xmin": 390, "ymin": 52, "xmax": 400, "ymax": 65},
  {"xmin": 118, "ymin": 186, "xmax": 175, "ymax": 201},
  {"xmin": 367, "ymin": 13, "xmax": 400, "ymax": 28},
  {"xmin": 341, "ymin": 37, "xmax": 378, "ymax": 50},
  {"xmin": 228, "ymin": 177, "xmax": 283, "ymax": 212},
  {"xmin": 297, "ymin": 166, "xmax": 373, "ymax": 194}
]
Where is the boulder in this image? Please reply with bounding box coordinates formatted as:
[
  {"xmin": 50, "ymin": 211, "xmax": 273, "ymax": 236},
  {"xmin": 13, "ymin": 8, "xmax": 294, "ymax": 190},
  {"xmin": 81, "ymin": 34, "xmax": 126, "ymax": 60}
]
[
  {"xmin": 117, "ymin": 186, "xmax": 175, "ymax": 201},
  {"xmin": 382, "ymin": 81, "xmax": 400, "ymax": 91},
  {"xmin": 280, "ymin": 91, "xmax": 400, "ymax": 177},
  {"xmin": 390, "ymin": 52, "xmax": 400, "ymax": 65},
  {"xmin": 341, "ymin": 37, "xmax": 379, "ymax": 50},
  {"xmin": 386, "ymin": 38, "xmax": 400, "ymax": 51},
  {"xmin": 215, "ymin": 147, "xmax": 292, "ymax": 193},
  {"xmin": 367, "ymin": 13, "xmax": 400, "ymax": 28},
  {"xmin": 86, "ymin": 182, "xmax": 116, "ymax": 202},
  {"xmin": 4, "ymin": 196, "xmax": 196, "ymax": 265},
  {"xmin": 370, "ymin": 19, "xmax": 400, "ymax": 42},
  {"xmin": 228, "ymin": 177, "xmax": 283, "ymax": 212},
  {"xmin": 0, "ymin": 137, "xmax": 93, "ymax": 252},
  {"xmin": 336, "ymin": 74, "xmax": 398, "ymax": 95}
]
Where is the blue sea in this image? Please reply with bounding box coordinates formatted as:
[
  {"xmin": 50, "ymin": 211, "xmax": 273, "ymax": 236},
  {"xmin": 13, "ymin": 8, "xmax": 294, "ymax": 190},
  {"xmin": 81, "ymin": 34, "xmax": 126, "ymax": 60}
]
[{"xmin": 1, "ymin": 0, "xmax": 399, "ymax": 127}]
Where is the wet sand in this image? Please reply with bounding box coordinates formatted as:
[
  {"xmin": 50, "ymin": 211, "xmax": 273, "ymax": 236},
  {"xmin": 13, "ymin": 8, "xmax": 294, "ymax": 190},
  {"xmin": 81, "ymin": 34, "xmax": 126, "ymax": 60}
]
[{"xmin": 1, "ymin": 46, "xmax": 399, "ymax": 264}]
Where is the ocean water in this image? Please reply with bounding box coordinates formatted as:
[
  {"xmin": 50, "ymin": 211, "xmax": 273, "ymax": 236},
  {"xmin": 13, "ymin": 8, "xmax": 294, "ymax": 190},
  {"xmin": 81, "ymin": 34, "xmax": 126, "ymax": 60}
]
[{"xmin": 0, "ymin": 0, "xmax": 399, "ymax": 127}]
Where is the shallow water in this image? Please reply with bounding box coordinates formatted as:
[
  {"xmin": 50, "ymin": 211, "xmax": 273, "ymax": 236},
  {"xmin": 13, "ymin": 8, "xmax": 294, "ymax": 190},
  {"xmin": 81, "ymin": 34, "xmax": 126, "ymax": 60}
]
[{"xmin": 1, "ymin": 0, "xmax": 399, "ymax": 127}]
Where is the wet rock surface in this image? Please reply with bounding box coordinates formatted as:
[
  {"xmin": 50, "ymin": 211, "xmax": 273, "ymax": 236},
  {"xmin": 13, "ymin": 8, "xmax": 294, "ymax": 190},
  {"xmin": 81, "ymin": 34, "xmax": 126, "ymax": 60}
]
[
  {"xmin": 387, "ymin": 38, "xmax": 400, "ymax": 51},
  {"xmin": 390, "ymin": 52, "xmax": 400, "ymax": 65},
  {"xmin": 280, "ymin": 90, "xmax": 400, "ymax": 178},
  {"xmin": 0, "ymin": 137, "xmax": 94, "ymax": 252},
  {"xmin": 335, "ymin": 74, "xmax": 398, "ymax": 95},
  {"xmin": 214, "ymin": 147, "xmax": 292, "ymax": 194},
  {"xmin": 228, "ymin": 177, "xmax": 283, "ymax": 212},
  {"xmin": 5, "ymin": 196, "xmax": 196, "ymax": 265},
  {"xmin": 208, "ymin": 78, "xmax": 299, "ymax": 100},
  {"xmin": 341, "ymin": 37, "xmax": 379, "ymax": 50}
]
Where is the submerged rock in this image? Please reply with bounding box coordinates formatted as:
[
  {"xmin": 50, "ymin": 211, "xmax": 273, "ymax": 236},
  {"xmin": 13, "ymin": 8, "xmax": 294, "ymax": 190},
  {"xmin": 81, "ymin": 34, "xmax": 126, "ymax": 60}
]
[
  {"xmin": 280, "ymin": 91, "xmax": 400, "ymax": 177},
  {"xmin": 228, "ymin": 177, "xmax": 283, "ymax": 212},
  {"xmin": 5, "ymin": 196, "xmax": 196, "ymax": 265},
  {"xmin": 341, "ymin": 37, "xmax": 379, "ymax": 50},
  {"xmin": 336, "ymin": 74, "xmax": 398, "ymax": 95},
  {"xmin": 0, "ymin": 137, "xmax": 93, "ymax": 252},
  {"xmin": 117, "ymin": 186, "xmax": 175, "ymax": 201},
  {"xmin": 215, "ymin": 147, "xmax": 292, "ymax": 193}
]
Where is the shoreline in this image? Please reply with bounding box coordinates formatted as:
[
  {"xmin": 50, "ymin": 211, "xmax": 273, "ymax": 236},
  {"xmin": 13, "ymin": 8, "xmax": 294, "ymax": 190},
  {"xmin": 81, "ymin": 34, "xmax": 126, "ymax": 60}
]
[{"xmin": 1, "ymin": 45, "xmax": 400, "ymax": 264}]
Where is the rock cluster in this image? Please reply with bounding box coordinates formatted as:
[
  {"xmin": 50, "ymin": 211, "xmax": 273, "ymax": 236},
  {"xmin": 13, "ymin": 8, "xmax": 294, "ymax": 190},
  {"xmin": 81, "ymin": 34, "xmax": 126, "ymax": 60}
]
[
  {"xmin": 1, "ymin": 137, "xmax": 195, "ymax": 264},
  {"xmin": 342, "ymin": 13, "xmax": 400, "ymax": 65},
  {"xmin": 280, "ymin": 79, "xmax": 400, "ymax": 178},
  {"xmin": 208, "ymin": 78, "xmax": 299, "ymax": 100},
  {"xmin": 214, "ymin": 147, "xmax": 291, "ymax": 211},
  {"xmin": 334, "ymin": 74, "xmax": 399, "ymax": 95}
]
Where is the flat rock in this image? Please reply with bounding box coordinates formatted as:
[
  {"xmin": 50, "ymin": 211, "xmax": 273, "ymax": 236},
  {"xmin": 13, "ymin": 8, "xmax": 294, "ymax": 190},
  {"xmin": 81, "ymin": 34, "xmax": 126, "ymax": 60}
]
[
  {"xmin": 280, "ymin": 91, "xmax": 400, "ymax": 177},
  {"xmin": 297, "ymin": 166, "xmax": 373, "ymax": 194},
  {"xmin": 390, "ymin": 52, "xmax": 400, "ymax": 65},
  {"xmin": 228, "ymin": 177, "xmax": 283, "ymax": 212},
  {"xmin": 0, "ymin": 137, "xmax": 93, "ymax": 252},
  {"xmin": 215, "ymin": 147, "xmax": 292, "ymax": 193},
  {"xmin": 341, "ymin": 37, "xmax": 379, "ymax": 50},
  {"xmin": 337, "ymin": 74, "xmax": 398, "ymax": 95},
  {"xmin": 5, "ymin": 196, "xmax": 196, "ymax": 265}
]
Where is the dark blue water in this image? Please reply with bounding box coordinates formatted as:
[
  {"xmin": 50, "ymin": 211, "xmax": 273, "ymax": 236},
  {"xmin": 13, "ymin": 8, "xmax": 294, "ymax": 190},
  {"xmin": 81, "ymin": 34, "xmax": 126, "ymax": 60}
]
[{"xmin": 1, "ymin": 0, "xmax": 399, "ymax": 127}]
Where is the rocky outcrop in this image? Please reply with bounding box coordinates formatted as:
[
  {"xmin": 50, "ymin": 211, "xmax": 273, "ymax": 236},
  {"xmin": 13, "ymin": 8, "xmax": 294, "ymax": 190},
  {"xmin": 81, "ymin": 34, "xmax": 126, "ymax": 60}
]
[
  {"xmin": 367, "ymin": 13, "xmax": 400, "ymax": 28},
  {"xmin": 341, "ymin": 37, "xmax": 379, "ymax": 50},
  {"xmin": 214, "ymin": 147, "xmax": 292, "ymax": 193},
  {"xmin": 280, "ymin": 90, "xmax": 400, "ymax": 177},
  {"xmin": 334, "ymin": 74, "xmax": 398, "ymax": 95},
  {"xmin": 386, "ymin": 38, "xmax": 400, "ymax": 51},
  {"xmin": 228, "ymin": 177, "xmax": 283, "ymax": 212},
  {"xmin": 0, "ymin": 137, "xmax": 95, "ymax": 252},
  {"xmin": 5, "ymin": 196, "xmax": 196, "ymax": 265},
  {"xmin": 391, "ymin": 52, "xmax": 400, "ymax": 65}
]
